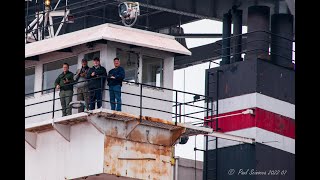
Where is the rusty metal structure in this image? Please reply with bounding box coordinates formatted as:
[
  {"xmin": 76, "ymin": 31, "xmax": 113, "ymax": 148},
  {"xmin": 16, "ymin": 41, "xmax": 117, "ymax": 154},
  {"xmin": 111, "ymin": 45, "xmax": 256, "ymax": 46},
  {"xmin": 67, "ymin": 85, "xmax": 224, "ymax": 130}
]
[{"xmin": 26, "ymin": 109, "xmax": 212, "ymax": 179}]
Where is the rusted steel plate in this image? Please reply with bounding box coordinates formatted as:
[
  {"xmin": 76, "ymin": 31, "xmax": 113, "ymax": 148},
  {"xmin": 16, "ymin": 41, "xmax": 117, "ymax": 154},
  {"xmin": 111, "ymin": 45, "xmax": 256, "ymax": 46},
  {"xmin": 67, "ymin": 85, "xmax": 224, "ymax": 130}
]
[{"xmin": 103, "ymin": 136, "xmax": 172, "ymax": 180}]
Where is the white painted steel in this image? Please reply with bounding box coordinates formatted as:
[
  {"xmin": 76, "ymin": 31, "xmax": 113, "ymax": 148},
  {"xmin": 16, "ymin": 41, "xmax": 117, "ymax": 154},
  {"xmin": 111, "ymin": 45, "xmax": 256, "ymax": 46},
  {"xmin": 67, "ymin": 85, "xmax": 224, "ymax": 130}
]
[
  {"xmin": 25, "ymin": 23, "xmax": 191, "ymax": 58},
  {"xmin": 209, "ymin": 93, "xmax": 295, "ymax": 119},
  {"xmin": 25, "ymin": 122, "xmax": 105, "ymax": 180},
  {"xmin": 207, "ymin": 127, "xmax": 295, "ymax": 154},
  {"xmin": 25, "ymin": 131, "xmax": 37, "ymax": 149},
  {"xmin": 52, "ymin": 123, "xmax": 71, "ymax": 141}
]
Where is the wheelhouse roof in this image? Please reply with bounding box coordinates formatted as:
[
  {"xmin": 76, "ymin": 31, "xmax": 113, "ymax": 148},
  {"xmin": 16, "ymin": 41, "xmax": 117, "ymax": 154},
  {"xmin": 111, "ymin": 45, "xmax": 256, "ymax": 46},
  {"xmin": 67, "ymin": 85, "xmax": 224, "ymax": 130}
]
[{"xmin": 25, "ymin": 23, "xmax": 191, "ymax": 58}]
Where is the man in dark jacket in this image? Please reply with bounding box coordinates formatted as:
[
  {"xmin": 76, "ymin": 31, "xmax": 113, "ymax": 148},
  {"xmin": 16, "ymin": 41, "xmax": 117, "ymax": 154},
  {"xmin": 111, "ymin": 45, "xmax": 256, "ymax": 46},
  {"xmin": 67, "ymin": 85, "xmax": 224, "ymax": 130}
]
[
  {"xmin": 74, "ymin": 59, "xmax": 90, "ymax": 112},
  {"xmin": 107, "ymin": 57, "xmax": 125, "ymax": 111},
  {"xmin": 86, "ymin": 57, "xmax": 107, "ymax": 110},
  {"xmin": 54, "ymin": 63, "xmax": 74, "ymax": 116}
]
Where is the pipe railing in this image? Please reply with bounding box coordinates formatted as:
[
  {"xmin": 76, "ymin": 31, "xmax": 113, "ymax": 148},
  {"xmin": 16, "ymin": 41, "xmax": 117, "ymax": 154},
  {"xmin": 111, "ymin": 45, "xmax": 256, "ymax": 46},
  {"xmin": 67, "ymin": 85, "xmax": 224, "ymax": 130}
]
[
  {"xmin": 25, "ymin": 75, "xmax": 213, "ymax": 126},
  {"xmin": 204, "ymin": 30, "xmax": 295, "ymax": 68}
]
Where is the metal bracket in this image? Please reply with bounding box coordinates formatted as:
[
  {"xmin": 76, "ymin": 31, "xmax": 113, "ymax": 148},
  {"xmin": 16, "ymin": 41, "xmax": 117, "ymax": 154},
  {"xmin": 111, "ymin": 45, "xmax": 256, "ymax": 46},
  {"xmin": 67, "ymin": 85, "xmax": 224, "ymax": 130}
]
[
  {"xmin": 125, "ymin": 120, "xmax": 140, "ymax": 138},
  {"xmin": 87, "ymin": 114, "xmax": 107, "ymax": 134},
  {"xmin": 170, "ymin": 127, "xmax": 186, "ymax": 146},
  {"xmin": 25, "ymin": 131, "xmax": 37, "ymax": 149},
  {"xmin": 52, "ymin": 123, "xmax": 71, "ymax": 142}
]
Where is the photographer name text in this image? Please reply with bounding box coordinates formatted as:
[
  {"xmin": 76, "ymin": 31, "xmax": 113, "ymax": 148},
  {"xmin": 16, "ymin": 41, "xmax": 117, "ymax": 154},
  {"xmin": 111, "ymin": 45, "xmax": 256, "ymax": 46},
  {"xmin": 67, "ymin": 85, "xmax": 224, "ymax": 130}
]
[{"xmin": 227, "ymin": 169, "xmax": 287, "ymax": 176}]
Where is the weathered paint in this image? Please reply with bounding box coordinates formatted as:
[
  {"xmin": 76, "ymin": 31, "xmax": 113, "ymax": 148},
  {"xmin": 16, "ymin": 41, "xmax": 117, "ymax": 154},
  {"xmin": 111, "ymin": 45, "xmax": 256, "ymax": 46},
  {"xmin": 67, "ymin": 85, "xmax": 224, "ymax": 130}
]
[
  {"xmin": 26, "ymin": 109, "xmax": 211, "ymax": 180},
  {"xmin": 103, "ymin": 137, "xmax": 172, "ymax": 179}
]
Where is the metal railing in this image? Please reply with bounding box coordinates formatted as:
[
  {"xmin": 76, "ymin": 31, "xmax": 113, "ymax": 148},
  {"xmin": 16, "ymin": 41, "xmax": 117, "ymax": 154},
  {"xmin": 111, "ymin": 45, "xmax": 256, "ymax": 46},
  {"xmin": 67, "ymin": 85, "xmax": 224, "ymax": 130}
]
[
  {"xmin": 25, "ymin": 75, "xmax": 214, "ymax": 126},
  {"xmin": 200, "ymin": 30, "xmax": 295, "ymax": 69}
]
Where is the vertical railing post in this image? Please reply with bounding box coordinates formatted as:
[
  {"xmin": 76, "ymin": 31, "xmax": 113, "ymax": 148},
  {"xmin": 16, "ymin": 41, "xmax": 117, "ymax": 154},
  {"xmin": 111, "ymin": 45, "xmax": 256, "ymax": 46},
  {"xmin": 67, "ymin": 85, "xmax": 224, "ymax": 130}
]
[
  {"xmin": 42, "ymin": 1, "xmax": 45, "ymax": 39},
  {"xmin": 140, "ymin": 84, "xmax": 143, "ymax": 122},
  {"xmin": 194, "ymin": 135, "xmax": 197, "ymax": 180},
  {"xmin": 52, "ymin": 88, "xmax": 56, "ymax": 118},
  {"xmin": 206, "ymin": 71, "xmax": 210, "ymax": 127},
  {"xmin": 100, "ymin": 76, "xmax": 103, "ymax": 108},
  {"xmin": 175, "ymin": 91, "xmax": 178, "ymax": 126},
  {"xmin": 215, "ymin": 70, "xmax": 221, "ymax": 180},
  {"xmin": 179, "ymin": 103, "xmax": 182, "ymax": 123},
  {"xmin": 204, "ymin": 71, "xmax": 210, "ymax": 180},
  {"xmin": 210, "ymin": 97, "xmax": 214, "ymax": 128}
]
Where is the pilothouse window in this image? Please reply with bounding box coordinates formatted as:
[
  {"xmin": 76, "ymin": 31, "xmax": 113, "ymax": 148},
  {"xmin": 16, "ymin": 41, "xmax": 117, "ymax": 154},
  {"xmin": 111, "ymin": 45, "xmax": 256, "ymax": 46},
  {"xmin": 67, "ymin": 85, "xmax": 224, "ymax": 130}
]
[
  {"xmin": 142, "ymin": 56, "xmax": 163, "ymax": 87},
  {"xmin": 84, "ymin": 51, "xmax": 100, "ymax": 67},
  {"xmin": 116, "ymin": 49, "xmax": 139, "ymax": 82},
  {"xmin": 25, "ymin": 67, "xmax": 35, "ymax": 96},
  {"xmin": 42, "ymin": 57, "xmax": 77, "ymax": 93}
]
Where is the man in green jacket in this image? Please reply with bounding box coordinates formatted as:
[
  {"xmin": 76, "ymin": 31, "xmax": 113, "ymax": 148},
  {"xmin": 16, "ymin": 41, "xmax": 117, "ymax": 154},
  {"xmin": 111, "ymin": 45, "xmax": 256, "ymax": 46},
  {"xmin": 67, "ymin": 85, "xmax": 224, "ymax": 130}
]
[{"xmin": 54, "ymin": 63, "xmax": 74, "ymax": 116}]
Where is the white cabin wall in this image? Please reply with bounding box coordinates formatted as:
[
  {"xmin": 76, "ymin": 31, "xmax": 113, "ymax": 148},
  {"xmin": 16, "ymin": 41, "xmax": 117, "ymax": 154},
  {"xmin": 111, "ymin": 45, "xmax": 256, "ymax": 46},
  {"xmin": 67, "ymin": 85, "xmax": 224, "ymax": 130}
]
[{"xmin": 25, "ymin": 122, "xmax": 105, "ymax": 180}]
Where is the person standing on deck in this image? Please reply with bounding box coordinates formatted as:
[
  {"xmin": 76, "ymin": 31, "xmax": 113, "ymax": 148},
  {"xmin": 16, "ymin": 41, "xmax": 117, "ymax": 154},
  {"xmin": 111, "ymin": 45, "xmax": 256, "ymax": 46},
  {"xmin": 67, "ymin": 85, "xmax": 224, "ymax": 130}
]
[
  {"xmin": 74, "ymin": 59, "xmax": 90, "ymax": 112},
  {"xmin": 54, "ymin": 63, "xmax": 74, "ymax": 116},
  {"xmin": 86, "ymin": 57, "xmax": 107, "ymax": 110},
  {"xmin": 107, "ymin": 57, "xmax": 125, "ymax": 111}
]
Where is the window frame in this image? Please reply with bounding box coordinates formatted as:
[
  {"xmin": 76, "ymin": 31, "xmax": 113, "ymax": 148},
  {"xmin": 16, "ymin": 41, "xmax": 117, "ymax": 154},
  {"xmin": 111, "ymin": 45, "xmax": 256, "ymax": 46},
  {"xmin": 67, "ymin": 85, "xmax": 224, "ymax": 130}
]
[
  {"xmin": 141, "ymin": 55, "xmax": 164, "ymax": 87},
  {"xmin": 116, "ymin": 48, "xmax": 139, "ymax": 83},
  {"xmin": 83, "ymin": 50, "xmax": 101, "ymax": 68},
  {"xmin": 41, "ymin": 55, "xmax": 78, "ymax": 94},
  {"xmin": 25, "ymin": 66, "xmax": 36, "ymax": 97}
]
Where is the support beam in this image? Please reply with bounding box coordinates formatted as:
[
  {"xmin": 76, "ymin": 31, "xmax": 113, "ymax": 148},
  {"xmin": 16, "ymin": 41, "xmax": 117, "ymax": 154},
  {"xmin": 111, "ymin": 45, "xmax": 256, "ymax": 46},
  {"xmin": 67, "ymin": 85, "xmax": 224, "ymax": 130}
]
[
  {"xmin": 52, "ymin": 123, "xmax": 71, "ymax": 142},
  {"xmin": 49, "ymin": 10, "xmax": 67, "ymax": 17},
  {"xmin": 48, "ymin": 15, "xmax": 54, "ymax": 38},
  {"xmin": 221, "ymin": 12, "xmax": 232, "ymax": 65},
  {"xmin": 170, "ymin": 127, "xmax": 186, "ymax": 145},
  {"xmin": 125, "ymin": 120, "xmax": 140, "ymax": 138},
  {"xmin": 204, "ymin": 132, "xmax": 255, "ymax": 144},
  {"xmin": 25, "ymin": 131, "xmax": 37, "ymax": 149},
  {"xmin": 87, "ymin": 115, "xmax": 107, "ymax": 134}
]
